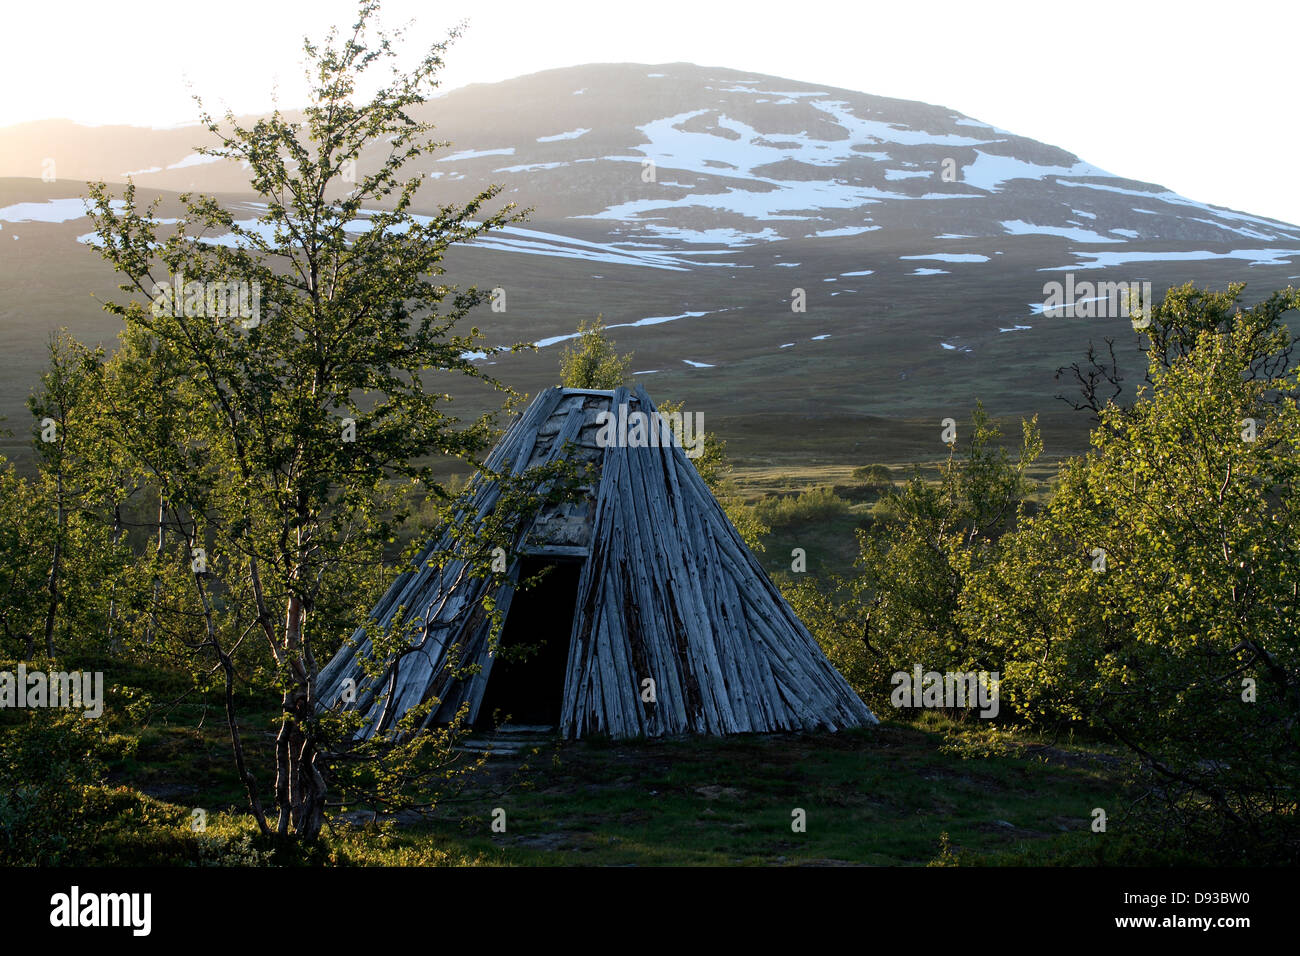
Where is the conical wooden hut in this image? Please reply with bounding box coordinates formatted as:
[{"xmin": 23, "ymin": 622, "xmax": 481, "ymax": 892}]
[{"xmin": 317, "ymin": 385, "xmax": 876, "ymax": 739}]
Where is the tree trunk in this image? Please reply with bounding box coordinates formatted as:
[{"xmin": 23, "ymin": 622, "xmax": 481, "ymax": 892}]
[
  {"xmin": 41, "ymin": 471, "xmax": 64, "ymax": 658},
  {"xmin": 274, "ymin": 593, "xmax": 327, "ymax": 840},
  {"xmin": 107, "ymin": 503, "xmax": 124, "ymax": 653},
  {"xmin": 274, "ymin": 691, "xmax": 327, "ymax": 840},
  {"xmin": 146, "ymin": 498, "xmax": 164, "ymax": 645}
]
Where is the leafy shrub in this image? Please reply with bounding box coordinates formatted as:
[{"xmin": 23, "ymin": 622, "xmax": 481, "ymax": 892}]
[
  {"xmin": 853, "ymin": 406, "xmax": 1041, "ymax": 704},
  {"xmin": 831, "ymin": 483, "xmax": 878, "ymax": 503},
  {"xmin": 0, "ymin": 711, "xmax": 105, "ymax": 865},
  {"xmin": 559, "ymin": 315, "xmax": 632, "ymax": 389},
  {"xmin": 783, "ymin": 575, "xmax": 874, "ymax": 706},
  {"xmin": 851, "ymin": 464, "xmax": 893, "ymax": 485},
  {"xmin": 965, "ymin": 283, "xmax": 1300, "ymax": 862},
  {"xmin": 754, "ymin": 486, "xmax": 851, "ymax": 528}
]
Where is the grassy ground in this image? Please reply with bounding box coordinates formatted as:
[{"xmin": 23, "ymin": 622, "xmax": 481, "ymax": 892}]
[
  {"xmin": 409, "ymin": 721, "xmax": 1126, "ymax": 866},
  {"xmin": 30, "ymin": 653, "xmax": 1129, "ymax": 866},
  {"xmin": 91, "ymin": 721, "xmax": 1129, "ymax": 867}
]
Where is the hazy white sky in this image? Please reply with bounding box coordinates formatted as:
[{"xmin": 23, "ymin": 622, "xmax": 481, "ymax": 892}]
[{"xmin": 5, "ymin": 0, "xmax": 1297, "ymax": 224}]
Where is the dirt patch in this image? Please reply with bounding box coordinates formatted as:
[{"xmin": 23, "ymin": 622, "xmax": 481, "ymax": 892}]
[
  {"xmin": 1019, "ymin": 743, "xmax": 1126, "ymax": 770},
  {"xmin": 134, "ymin": 782, "xmax": 200, "ymax": 802}
]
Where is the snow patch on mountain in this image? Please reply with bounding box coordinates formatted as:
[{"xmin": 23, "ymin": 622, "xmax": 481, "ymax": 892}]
[
  {"xmin": 638, "ymin": 223, "xmax": 781, "ymax": 246},
  {"xmin": 815, "ymin": 226, "xmax": 880, "ymax": 237},
  {"xmin": 1043, "ymin": 248, "xmax": 1300, "ymax": 271},
  {"xmin": 1001, "ymin": 219, "xmax": 1124, "ymax": 244},
  {"xmin": 496, "ymin": 161, "xmax": 569, "ymax": 173},
  {"xmin": 961, "ymin": 150, "xmax": 1113, "ymax": 192},
  {"xmin": 0, "ymin": 198, "xmax": 122, "ymax": 223},
  {"xmin": 437, "ymin": 147, "xmax": 515, "ymax": 162},
  {"xmin": 537, "ymin": 128, "xmax": 590, "ymax": 142},
  {"xmin": 1059, "ymin": 180, "xmax": 1300, "ymax": 235},
  {"xmin": 531, "ymin": 311, "xmax": 716, "ymax": 350},
  {"xmin": 167, "ymin": 152, "xmax": 224, "ymax": 170},
  {"xmin": 900, "ymin": 253, "xmax": 990, "ymax": 263}
]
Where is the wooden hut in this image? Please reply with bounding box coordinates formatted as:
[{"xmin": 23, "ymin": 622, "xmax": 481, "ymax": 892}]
[{"xmin": 317, "ymin": 385, "xmax": 876, "ymax": 739}]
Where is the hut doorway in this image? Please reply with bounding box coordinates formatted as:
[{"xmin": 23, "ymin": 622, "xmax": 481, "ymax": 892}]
[{"xmin": 476, "ymin": 557, "xmax": 583, "ymax": 728}]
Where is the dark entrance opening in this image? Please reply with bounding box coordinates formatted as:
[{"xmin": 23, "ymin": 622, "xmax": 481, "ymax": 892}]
[{"xmin": 476, "ymin": 557, "xmax": 582, "ymax": 728}]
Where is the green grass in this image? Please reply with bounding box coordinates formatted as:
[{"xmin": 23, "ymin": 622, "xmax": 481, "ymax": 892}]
[
  {"xmin": 56, "ymin": 682, "xmax": 1131, "ymax": 865},
  {"xmin": 411, "ymin": 724, "xmax": 1128, "ymax": 866}
]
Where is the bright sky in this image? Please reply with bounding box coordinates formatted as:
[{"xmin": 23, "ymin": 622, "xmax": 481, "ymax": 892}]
[{"xmin": 5, "ymin": 0, "xmax": 1297, "ymax": 224}]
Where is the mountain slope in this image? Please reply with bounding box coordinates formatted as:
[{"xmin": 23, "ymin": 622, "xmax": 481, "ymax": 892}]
[
  {"xmin": 1, "ymin": 63, "xmax": 1298, "ymax": 465},
  {"xmin": 2, "ymin": 63, "xmax": 1295, "ymax": 245}
]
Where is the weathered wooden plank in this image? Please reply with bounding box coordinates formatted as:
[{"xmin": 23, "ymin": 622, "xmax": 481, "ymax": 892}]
[
  {"xmin": 659, "ymin": 396, "xmax": 872, "ymax": 728},
  {"xmin": 648, "ymin": 418, "xmax": 743, "ymax": 731},
  {"xmin": 687, "ymin": 505, "xmax": 763, "ymax": 731},
  {"xmin": 617, "ymin": 437, "xmax": 696, "ymax": 733},
  {"xmin": 560, "ymin": 398, "xmax": 621, "ymax": 736},
  {"xmin": 627, "ymin": 441, "xmax": 728, "ymax": 733}
]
